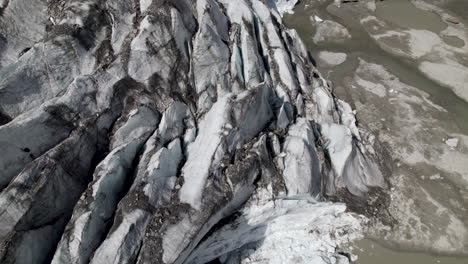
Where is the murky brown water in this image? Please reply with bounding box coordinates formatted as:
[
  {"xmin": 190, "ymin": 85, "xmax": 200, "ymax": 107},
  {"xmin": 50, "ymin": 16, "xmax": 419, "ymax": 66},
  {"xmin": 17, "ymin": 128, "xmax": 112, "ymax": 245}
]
[
  {"xmin": 442, "ymin": 35, "xmax": 465, "ymax": 48},
  {"xmin": 445, "ymin": 0, "xmax": 468, "ymax": 25},
  {"xmin": 284, "ymin": 0, "xmax": 468, "ymax": 262},
  {"xmin": 376, "ymin": 0, "xmax": 465, "ymax": 48},
  {"xmin": 353, "ymin": 239, "xmax": 468, "ymax": 264},
  {"xmin": 376, "ymin": 0, "xmax": 447, "ymax": 33},
  {"xmin": 283, "ymin": 0, "xmax": 468, "ymax": 134}
]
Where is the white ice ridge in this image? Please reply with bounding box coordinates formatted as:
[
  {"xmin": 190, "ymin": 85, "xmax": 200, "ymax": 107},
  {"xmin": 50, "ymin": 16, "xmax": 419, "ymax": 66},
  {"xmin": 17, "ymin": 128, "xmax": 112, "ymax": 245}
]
[
  {"xmin": 179, "ymin": 95, "xmax": 232, "ymax": 209},
  {"xmin": 187, "ymin": 198, "xmax": 366, "ymax": 264}
]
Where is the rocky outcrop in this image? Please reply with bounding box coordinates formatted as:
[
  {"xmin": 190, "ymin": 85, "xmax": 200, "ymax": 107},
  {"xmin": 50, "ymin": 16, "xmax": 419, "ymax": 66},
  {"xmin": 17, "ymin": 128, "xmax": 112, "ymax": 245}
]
[{"xmin": 0, "ymin": 0, "xmax": 388, "ymax": 263}]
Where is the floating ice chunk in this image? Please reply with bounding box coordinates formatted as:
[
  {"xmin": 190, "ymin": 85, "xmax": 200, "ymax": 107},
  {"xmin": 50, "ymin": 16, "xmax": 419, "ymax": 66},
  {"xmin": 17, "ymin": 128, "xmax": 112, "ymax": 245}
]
[
  {"xmin": 445, "ymin": 138, "xmax": 459, "ymax": 149},
  {"xmin": 314, "ymin": 15, "xmax": 324, "ymax": 23},
  {"xmin": 274, "ymin": 0, "xmax": 299, "ymax": 15},
  {"xmin": 317, "ymin": 51, "xmax": 347, "ymax": 67},
  {"xmin": 313, "ymin": 19, "xmax": 351, "ymax": 44}
]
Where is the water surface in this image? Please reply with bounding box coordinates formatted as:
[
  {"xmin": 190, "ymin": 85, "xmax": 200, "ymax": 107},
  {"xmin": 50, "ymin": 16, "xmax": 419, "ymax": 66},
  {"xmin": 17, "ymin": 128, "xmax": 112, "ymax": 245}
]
[
  {"xmin": 354, "ymin": 239, "xmax": 468, "ymax": 264},
  {"xmin": 283, "ymin": 0, "xmax": 468, "ymax": 134},
  {"xmin": 376, "ymin": 0, "xmax": 447, "ymax": 33},
  {"xmin": 284, "ymin": 0, "xmax": 468, "ymax": 262}
]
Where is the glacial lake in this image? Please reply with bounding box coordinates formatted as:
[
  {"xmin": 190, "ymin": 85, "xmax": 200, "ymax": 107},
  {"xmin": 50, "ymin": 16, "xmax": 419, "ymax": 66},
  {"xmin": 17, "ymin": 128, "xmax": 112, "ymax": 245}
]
[{"xmin": 284, "ymin": 0, "xmax": 468, "ymax": 262}]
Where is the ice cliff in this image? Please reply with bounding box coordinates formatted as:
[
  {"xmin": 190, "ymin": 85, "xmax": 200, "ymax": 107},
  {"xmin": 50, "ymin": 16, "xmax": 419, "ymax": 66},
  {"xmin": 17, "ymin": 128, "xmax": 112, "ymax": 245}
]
[{"xmin": 0, "ymin": 0, "xmax": 388, "ymax": 263}]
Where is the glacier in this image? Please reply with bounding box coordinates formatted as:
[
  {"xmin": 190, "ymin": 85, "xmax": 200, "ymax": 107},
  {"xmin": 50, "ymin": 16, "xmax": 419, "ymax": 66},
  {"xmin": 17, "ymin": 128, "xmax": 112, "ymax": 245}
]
[{"xmin": 0, "ymin": 0, "xmax": 389, "ymax": 263}]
